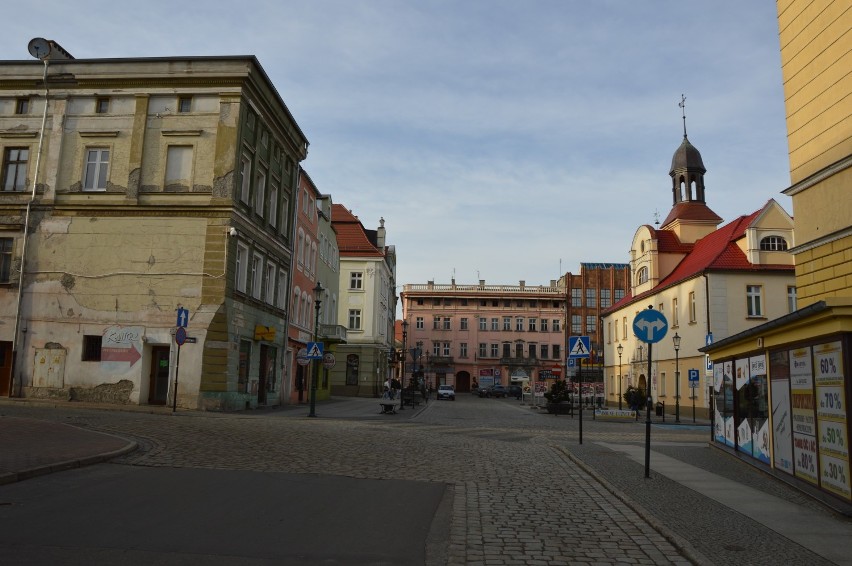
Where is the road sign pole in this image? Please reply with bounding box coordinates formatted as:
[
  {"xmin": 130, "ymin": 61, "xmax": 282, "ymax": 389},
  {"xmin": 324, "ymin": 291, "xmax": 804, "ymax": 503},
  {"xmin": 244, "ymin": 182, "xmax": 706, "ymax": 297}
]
[
  {"xmin": 645, "ymin": 340, "xmax": 652, "ymax": 478},
  {"xmin": 173, "ymin": 344, "xmax": 180, "ymax": 413},
  {"xmin": 578, "ymin": 357, "xmax": 583, "ymax": 445}
]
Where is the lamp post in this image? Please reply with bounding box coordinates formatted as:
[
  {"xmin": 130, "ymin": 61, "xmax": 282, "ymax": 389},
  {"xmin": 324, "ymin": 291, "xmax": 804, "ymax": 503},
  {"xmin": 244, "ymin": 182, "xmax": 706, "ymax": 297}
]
[
  {"xmin": 308, "ymin": 282, "xmax": 323, "ymax": 418},
  {"xmin": 617, "ymin": 343, "xmax": 624, "ymax": 410},
  {"xmin": 400, "ymin": 320, "xmax": 408, "ymax": 411},
  {"xmin": 416, "ymin": 341, "xmax": 423, "ymax": 389},
  {"xmin": 673, "ymin": 332, "xmax": 681, "ymax": 423}
]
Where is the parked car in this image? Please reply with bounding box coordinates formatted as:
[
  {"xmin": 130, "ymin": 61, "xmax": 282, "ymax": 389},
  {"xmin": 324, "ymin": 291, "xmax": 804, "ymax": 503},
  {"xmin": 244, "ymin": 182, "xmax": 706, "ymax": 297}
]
[
  {"xmin": 507, "ymin": 385, "xmax": 523, "ymax": 399},
  {"xmin": 484, "ymin": 385, "xmax": 508, "ymax": 398},
  {"xmin": 475, "ymin": 385, "xmax": 491, "ymax": 397},
  {"xmin": 437, "ymin": 384, "xmax": 456, "ymax": 401}
]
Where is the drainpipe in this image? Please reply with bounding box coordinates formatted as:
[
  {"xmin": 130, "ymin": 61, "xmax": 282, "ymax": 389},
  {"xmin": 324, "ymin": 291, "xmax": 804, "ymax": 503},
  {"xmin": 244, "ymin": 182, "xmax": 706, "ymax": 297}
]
[{"xmin": 10, "ymin": 59, "xmax": 49, "ymax": 397}]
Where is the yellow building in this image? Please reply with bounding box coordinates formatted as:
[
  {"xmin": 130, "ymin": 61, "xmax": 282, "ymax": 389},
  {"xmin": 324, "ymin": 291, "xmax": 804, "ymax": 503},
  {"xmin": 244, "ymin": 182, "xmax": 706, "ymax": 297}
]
[
  {"xmin": 702, "ymin": 2, "xmax": 852, "ymax": 508},
  {"xmin": 0, "ymin": 45, "xmax": 308, "ymax": 410}
]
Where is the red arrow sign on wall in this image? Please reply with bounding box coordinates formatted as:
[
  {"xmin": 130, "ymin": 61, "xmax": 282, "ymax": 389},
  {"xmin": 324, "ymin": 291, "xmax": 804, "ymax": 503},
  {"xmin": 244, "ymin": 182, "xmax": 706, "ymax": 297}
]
[{"xmin": 102, "ymin": 346, "xmax": 142, "ymax": 366}]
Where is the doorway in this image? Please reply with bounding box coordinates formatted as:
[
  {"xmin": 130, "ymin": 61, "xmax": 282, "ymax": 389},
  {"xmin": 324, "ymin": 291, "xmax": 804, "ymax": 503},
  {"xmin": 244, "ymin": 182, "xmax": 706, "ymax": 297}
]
[
  {"xmin": 0, "ymin": 341, "xmax": 11, "ymax": 396},
  {"xmin": 455, "ymin": 371, "xmax": 471, "ymax": 392},
  {"xmin": 258, "ymin": 344, "xmax": 271, "ymax": 405},
  {"xmin": 148, "ymin": 346, "xmax": 170, "ymax": 405}
]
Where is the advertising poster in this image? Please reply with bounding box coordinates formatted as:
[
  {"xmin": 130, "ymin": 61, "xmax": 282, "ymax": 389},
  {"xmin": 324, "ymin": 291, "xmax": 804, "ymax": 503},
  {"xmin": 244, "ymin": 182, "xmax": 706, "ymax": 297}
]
[
  {"xmin": 750, "ymin": 355, "xmax": 770, "ymax": 463},
  {"xmin": 793, "ymin": 434, "xmax": 819, "ymax": 485},
  {"xmin": 790, "ymin": 347, "xmax": 815, "ymax": 436},
  {"xmin": 713, "ymin": 362, "xmax": 725, "ymax": 444},
  {"xmin": 771, "ymin": 378, "xmax": 794, "ymax": 474},
  {"xmin": 735, "ymin": 358, "xmax": 751, "ymax": 455},
  {"xmin": 814, "ymin": 341, "xmax": 850, "ymax": 500},
  {"xmin": 770, "ymin": 351, "xmax": 793, "ymax": 474},
  {"xmin": 723, "ymin": 361, "xmax": 735, "ymax": 447}
]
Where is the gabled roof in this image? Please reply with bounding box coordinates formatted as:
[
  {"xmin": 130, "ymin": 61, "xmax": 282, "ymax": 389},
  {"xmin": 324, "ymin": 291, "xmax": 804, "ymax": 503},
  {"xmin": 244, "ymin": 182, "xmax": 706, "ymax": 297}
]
[
  {"xmin": 660, "ymin": 201, "xmax": 723, "ymax": 228},
  {"xmin": 331, "ymin": 204, "xmax": 384, "ymax": 257},
  {"xmin": 608, "ymin": 207, "xmax": 794, "ymax": 313}
]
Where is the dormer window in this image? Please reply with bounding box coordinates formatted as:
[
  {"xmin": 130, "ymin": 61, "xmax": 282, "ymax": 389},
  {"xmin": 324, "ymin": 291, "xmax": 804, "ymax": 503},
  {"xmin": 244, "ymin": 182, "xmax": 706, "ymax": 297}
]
[
  {"xmin": 760, "ymin": 236, "xmax": 788, "ymax": 251},
  {"xmin": 637, "ymin": 266, "xmax": 649, "ymax": 285}
]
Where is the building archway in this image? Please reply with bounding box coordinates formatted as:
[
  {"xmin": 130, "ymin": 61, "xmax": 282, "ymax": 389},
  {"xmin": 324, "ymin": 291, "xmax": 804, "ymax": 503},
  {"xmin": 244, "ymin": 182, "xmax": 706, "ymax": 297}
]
[
  {"xmin": 638, "ymin": 374, "xmax": 647, "ymax": 392},
  {"xmin": 455, "ymin": 371, "xmax": 471, "ymax": 392}
]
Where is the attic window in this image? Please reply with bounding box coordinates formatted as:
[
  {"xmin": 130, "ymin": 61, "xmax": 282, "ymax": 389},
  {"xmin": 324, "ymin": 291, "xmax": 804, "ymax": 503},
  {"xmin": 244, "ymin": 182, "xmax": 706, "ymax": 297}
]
[
  {"xmin": 637, "ymin": 266, "xmax": 649, "ymax": 285},
  {"xmin": 760, "ymin": 236, "xmax": 788, "ymax": 251}
]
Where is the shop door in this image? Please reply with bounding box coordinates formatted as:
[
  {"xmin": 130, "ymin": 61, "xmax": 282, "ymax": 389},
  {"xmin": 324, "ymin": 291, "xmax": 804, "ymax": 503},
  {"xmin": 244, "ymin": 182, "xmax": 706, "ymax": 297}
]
[
  {"xmin": 258, "ymin": 344, "xmax": 269, "ymax": 405},
  {"xmin": 0, "ymin": 341, "xmax": 11, "ymax": 396},
  {"xmin": 148, "ymin": 346, "xmax": 170, "ymax": 405}
]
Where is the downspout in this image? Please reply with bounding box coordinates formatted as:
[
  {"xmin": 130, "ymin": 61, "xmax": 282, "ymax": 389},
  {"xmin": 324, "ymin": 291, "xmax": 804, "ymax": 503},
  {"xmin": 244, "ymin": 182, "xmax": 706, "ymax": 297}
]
[{"xmin": 10, "ymin": 59, "xmax": 49, "ymax": 397}]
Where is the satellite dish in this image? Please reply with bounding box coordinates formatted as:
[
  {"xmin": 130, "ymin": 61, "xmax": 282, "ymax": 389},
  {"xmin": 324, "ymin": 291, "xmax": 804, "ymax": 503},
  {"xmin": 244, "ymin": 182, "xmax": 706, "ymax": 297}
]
[{"xmin": 27, "ymin": 37, "xmax": 51, "ymax": 60}]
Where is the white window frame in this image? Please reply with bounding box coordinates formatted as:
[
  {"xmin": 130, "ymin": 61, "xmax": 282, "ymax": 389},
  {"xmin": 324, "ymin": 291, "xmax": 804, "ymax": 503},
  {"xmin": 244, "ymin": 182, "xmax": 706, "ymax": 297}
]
[
  {"xmin": 268, "ymin": 181, "xmax": 278, "ymax": 228},
  {"xmin": 490, "ymin": 343, "xmax": 499, "ymax": 358},
  {"xmin": 478, "ymin": 343, "xmax": 487, "ymax": 358},
  {"xmin": 747, "ymin": 285, "xmax": 763, "ymax": 317},
  {"xmin": 277, "ymin": 269, "xmax": 288, "ymax": 309},
  {"xmin": 350, "ymin": 271, "xmax": 363, "ymax": 290},
  {"xmin": 83, "ymin": 148, "xmax": 110, "ymax": 191},
  {"xmin": 240, "ymin": 154, "xmax": 252, "ymax": 204},
  {"xmin": 460, "ymin": 317, "xmax": 468, "ymax": 330},
  {"xmin": 348, "ymin": 309, "xmax": 362, "ymax": 330},
  {"xmin": 479, "ymin": 318, "xmax": 487, "ymax": 331},
  {"xmin": 416, "ymin": 316, "xmax": 424, "ymax": 330},
  {"xmin": 689, "ymin": 291, "xmax": 696, "ymax": 323},
  {"xmin": 265, "ymin": 261, "xmax": 276, "ymax": 304},
  {"xmin": 251, "ymin": 253, "xmax": 263, "ymax": 299},
  {"xmin": 255, "ymin": 169, "xmax": 266, "ymax": 217},
  {"xmin": 788, "ymin": 286, "xmax": 797, "ymax": 313},
  {"xmin": 460, "ymin": 343, "xmax": 468, "ymax": 358},
  {"xmin": 235, "ymin": 243, "xmax": 249, "ymax": 293}
]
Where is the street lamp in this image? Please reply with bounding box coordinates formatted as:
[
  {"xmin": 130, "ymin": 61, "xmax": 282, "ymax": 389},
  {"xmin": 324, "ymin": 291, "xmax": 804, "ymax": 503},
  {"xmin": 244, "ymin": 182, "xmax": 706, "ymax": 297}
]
[
  {"xmin": 617, "ymin": 343, "xmax": 624, "ymax": 410},
  {"xmin": 400, "ymin": 320, "xmax": 408, "ymax": 411},
  {"xmin": 673, "ymin": 332, "xmax": 681, "ymax": 423},
  {"xmin": 308, "ymin": 282, "xmax": 323, "ymax": 418}
]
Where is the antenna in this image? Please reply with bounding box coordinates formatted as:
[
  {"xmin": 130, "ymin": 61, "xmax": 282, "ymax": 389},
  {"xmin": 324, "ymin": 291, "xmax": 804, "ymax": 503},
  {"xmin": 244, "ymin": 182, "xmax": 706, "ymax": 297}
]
[
  {"xmin": 654, "ymin": 209, "xmax": 660, "ymax": 226},
  {"xmin": 679, "ymin": 94, "xmax": 687, "ymax": 138}
]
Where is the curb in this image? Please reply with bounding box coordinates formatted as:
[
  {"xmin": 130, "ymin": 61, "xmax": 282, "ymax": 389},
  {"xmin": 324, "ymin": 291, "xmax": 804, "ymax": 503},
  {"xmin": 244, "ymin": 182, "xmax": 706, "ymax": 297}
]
[{"xmin": 555, "ymin": 445, "xmax": 714, "ymax": 566}]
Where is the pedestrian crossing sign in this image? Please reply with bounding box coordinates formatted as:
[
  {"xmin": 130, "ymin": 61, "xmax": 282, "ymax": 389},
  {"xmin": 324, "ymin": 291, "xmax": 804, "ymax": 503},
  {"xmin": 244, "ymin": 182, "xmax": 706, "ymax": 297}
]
[
  {"xmin": 568, "ymin": 336, "xmax": 591, "ymax": 359},
  {"xmin": 306, "ymin": 342, "xmax": 324, "ymax": 359}
]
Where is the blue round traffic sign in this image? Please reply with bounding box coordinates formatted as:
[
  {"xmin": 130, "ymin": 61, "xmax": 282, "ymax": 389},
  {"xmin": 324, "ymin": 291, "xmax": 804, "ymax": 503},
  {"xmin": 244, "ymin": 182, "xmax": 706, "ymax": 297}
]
[
  {"xmin": 632, "ymin": 309, "xmax": 668, "ymax": 344},
  {"xmin": 175, "ymin": 326, "xmax": 187, "ymax": 346}
]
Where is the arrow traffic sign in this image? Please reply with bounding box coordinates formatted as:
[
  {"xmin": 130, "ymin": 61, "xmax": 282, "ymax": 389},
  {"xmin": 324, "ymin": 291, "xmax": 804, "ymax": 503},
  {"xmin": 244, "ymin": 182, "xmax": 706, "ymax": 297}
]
[
  {"xmin": 632, "ymin": 309, "xmax": 668, "ymax": 344},
  {"xmin": 176, "ymin": 307, "xmax": 189, "ymax": 328}
]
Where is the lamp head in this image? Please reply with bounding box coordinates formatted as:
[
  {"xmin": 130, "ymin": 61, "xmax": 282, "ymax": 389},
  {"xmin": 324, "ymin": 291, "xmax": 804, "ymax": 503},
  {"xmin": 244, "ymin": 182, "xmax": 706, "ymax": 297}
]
[
  {"xmin": 617, "ymin": 343, "xmax": 623, "ymax": 356},
  {"xmin": 673, "ymin": 332, "xmax": 681, "ymax": 350}
]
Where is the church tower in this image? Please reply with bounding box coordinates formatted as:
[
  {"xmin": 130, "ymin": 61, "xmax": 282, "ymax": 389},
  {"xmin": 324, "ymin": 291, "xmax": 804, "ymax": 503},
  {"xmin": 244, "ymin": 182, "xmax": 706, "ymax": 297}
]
[{"xmin": 659, "ymin": 96, "xmax": 722, "ymax": 244}]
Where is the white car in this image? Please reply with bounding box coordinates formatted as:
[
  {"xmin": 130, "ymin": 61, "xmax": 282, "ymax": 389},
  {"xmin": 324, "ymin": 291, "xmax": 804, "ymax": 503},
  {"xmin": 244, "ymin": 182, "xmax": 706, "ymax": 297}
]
[{"xmin": 437, "ymin": 384, "xmax": 456, "ymax": 401}]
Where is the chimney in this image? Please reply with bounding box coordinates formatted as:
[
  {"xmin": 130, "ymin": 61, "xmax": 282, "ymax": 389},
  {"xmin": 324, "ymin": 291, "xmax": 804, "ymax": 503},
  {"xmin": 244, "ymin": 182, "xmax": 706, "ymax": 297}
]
[
  {"xmin": 376, "ymin": 217, "xmax": 386, "ymax": 250},
  {"xmin": 519, "ymin": 280, "xmax": 525, "ymax": 289}
]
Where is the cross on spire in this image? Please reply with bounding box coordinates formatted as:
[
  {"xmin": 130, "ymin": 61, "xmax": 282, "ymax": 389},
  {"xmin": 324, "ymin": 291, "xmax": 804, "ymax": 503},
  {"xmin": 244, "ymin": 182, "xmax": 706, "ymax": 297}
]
[{"xmin": 679, "ymin": 94, "xmax": 687, "ymax": 138}]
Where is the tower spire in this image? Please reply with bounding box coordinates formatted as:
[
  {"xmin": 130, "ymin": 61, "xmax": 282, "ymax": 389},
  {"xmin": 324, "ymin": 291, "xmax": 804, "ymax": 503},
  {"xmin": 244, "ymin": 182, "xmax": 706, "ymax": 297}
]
[{"xmin": 679, "ymin": 94, "xmax": 687, "ymax": 138}]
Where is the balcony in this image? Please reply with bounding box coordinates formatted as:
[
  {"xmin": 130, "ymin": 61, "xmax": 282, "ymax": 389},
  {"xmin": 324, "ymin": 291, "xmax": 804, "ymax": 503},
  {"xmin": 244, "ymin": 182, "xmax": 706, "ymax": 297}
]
[{"xmin": 319, "ymin": 324, "xmax": 347, "ymax": 344}]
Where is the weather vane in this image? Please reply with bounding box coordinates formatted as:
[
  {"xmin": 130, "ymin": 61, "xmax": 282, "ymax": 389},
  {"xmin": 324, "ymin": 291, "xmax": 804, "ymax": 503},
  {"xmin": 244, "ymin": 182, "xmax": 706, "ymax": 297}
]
[{"xmin": 679, "ymin": 94, "xmax": 687, "ymax": 138}]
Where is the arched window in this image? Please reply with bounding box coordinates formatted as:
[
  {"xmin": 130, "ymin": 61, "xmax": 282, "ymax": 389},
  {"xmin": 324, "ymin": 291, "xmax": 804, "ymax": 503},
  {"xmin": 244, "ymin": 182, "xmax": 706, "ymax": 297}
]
[
  {"xmin": 636, "ymin": 266, "xmax": 649, "ymax": 285},
  {"xmin": 760, "ymin": 236, "xmax": 788, "ymax": 251}
]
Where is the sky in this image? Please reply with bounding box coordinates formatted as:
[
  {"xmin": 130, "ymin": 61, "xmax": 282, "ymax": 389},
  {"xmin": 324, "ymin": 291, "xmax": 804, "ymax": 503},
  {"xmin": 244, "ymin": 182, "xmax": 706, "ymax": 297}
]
[{"xmin": 4, "ymin": 1, "xmax": 791, "ymax": 295}]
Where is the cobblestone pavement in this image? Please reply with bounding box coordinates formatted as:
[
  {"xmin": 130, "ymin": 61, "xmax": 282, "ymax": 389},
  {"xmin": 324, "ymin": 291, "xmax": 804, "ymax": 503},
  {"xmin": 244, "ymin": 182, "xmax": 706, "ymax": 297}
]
[{"xmin": 2, "ymin": 396, "xmax": 849, "ymax": 565}]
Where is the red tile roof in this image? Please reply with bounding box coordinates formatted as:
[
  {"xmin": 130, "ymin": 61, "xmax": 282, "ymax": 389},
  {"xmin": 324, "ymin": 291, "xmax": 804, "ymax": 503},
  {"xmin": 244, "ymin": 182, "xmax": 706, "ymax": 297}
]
[
  {"xmin": 332, "ymin": 204, "xmax": 384, "ymax": 257},
  {"xmin": 660, "ymin": 202, "xmax": 723, "ymax": 228},
  {"xmin": 608, "ymin": 208, "xmax": 794, "ymax": 312}
]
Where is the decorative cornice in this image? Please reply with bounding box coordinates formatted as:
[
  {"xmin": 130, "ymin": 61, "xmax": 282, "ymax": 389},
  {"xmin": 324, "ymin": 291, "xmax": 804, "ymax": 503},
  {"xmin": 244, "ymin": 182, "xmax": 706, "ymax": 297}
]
[
  {"xmin": 78, "ymin": 130, "xmax": 119, "ymax": 137},
  {"xmin": 0, "ymin": 131, "xmax": 38, "ymax": 139},
  {"xmin": 162, "ymin": 130, "xmax": 203, "ymax": 137},
  {"xmin": 783, "ymin": 154, "xmax": 852, "ymax": 196}
]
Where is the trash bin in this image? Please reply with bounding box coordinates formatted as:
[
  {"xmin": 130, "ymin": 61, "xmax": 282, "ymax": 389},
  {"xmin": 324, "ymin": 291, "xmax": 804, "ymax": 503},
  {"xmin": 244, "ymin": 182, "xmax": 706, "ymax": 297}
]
[{"xmin": 655, "ymin": 401, "xmax": 664, "ymax": 416}]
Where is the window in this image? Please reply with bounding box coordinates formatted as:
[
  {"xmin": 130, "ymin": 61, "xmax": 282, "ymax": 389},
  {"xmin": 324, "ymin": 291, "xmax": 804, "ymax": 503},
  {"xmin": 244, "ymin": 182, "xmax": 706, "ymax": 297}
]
[
  {"xmin": 416, "ymin": 316, "xmax": 424, "ymax": 329},
  {"xmin": 83, "ymin": 148, "xmax": 110, "ymax": 191},
  {"xmin": 572, "ymin": 315, "xmax": 581, "ymax": 334},
  {"xmin": 586, "ymin": 288, "xmax": 596, "ymax": 308},
  {"xmin": 432, "ymin": 342, "xmax": 440, "ymax": 356},
  {"xmin": 433, "ymin": 316, "xmax": 441, "ymax": 330},
  {"xmin": 442, "ymin": 342, "xmax": 450, "ymax": 356},
  {"xmin": 760, "ymin": 236, "xmax": 788, "ymax": 251},
  {"xmin": 637, "ymin": 266, "xmax": 649, "ymax": 285},
  {"xmin": 82, "ymin": 335, "xmax": 102, "ymax": 361},
  {"xmin": 2, "ymin": 148, "xmax": 28, "ymax": 192},
  {"xmin": 166, "ymin": 145, "xmax": 195, "ymax": 189},
  {"xmin": 0, "ymin": 238, "xmax": 12, "ymax": 282},
  {"xmin": 491, "ymin": 317, "xmax": 499, "ymax": 331},
  {"xmin": 265, "ymin": 262, "xmax": 275, "ymax": 304},
  {"xmin": 235, "ymin": 243, "xmax": 248, "ymax": 292},
  {"xmin": 516, "ymin": 318, "xmax": 524, "ymax": 331},
  {"xmin": 503, "ymin": 343, "xmax": 511, "ymax": 358},
  {"xmin": 503, "ymin": 317, "xmax": 511, "ymax": 331},
  {"xmin": 586, "ymin": 315, "xmax": 597, "ymax": 334},
  {"xmin": 672, "ymin": 297, "xmax": 679, "ymax": 326},
  {"xmin": 553, "ymin": 344, "xmax": 561, "ymax": 360},
  {"xmin": 553, "ymin": 319, "xmax": 560, "ymax": 332},
  {"xmin": 515, "ymin": 343, "xmax": 523, "ymax": 357},
  {"xmin": 15, "ymin": 98, "xmax": 29, "ymax": 114},
  {"xmin": 601, "ymin": 289, "xmax": 611, "ymax": 308},
  {"xmin": 541, "ymin": 344, "xmax": 549, "ymax": 358},
  {"xmin": 571, "ymin": 288, "xmax": 582, "ymax": 307},
  {"xmin": 178, "ymin": 96, "xmax": 192, "ymax": 113},
  {"xmin": 239, "ymin": 154, "xmax": 251, "ymax": 203},
  {"xmin": 788, "ymin": 286, "xmax": 797, "ymax": 313},
  {"xmin": 346, "ymin": 354, "xmax": 359, "ymax": 386},
  {"xmin": 255, "ymin": 169, "xmax": 266, "ymax": 216},
  {"xmin": 442, "ymin": 317, "xmax": 451, "ymax": 330},
  {"xmin": 660, "ymin": 371, "xmax": 667, "ymax": 396},
  {"xmin": 479, "ymin": 317, "xmax": 487, "ymax": 331},
  {"xmin": 541, "ymin": 319, "xmax": 548, "ymax": 332},
  {"xmin": 608, "ymin": 322, "xmax": 612, "ymax": 343},
  {"xmin": 348, "ymin": 309, "xmax": 362, "ymax": 330},
  {"xmin": 490, "ymin": 344, "xmax": 499, "ymax": 358},
  {"xmin": 349, "ymin": 272, "xmax": 363, "ymax": 289},
  {"xmin": 296, "ymin": 229, "xmax": 304, "ymax": 267},
  {"xmin": 623, "ymin": 317, "xmax": 627, "ymax": 339},
  {"xmin": 479, "ymin": 343, "xmax": 487, "ymax": 358},
  {"xmin": 460, "ymin": 317, "xmax": 468, "ymax": 330},
  {"xmin": 251, "ymin": 253, "xmax": 263, "ymax": 299},
  {"xmin": 528, "ymin": 318, "xmax": 537, "ymax": 332},
  {"xmin": 689, "ymin": 292, "xmax": 696, "ymax": 323},
  {"xmin": 528, "ymin": 344, "xmax": 536, "ymax": 358},
  {"xmin": 615, "ymin": 289, "xmax": 625, "ymax": 302},
  {"xmin": 747, "ymin": 285, "xmax": 763, "ymax": 317},
  {"xmin": 96, "ymin": 98, "xmax": 109, "ymax": 113},
  {"xmin": 268, "ymin": 182, "xmax": 278, "ymax": 228},
  {"xmin": 277, "ymin": 269, "xmax": 287, "ymax": 309},
  {"xmin": 280, "ymin": 195, "xmax": 289, "ymax": 234},
  {"xmin": 460, "ymin": 343, "xmax": 468, "ymax": 357}
]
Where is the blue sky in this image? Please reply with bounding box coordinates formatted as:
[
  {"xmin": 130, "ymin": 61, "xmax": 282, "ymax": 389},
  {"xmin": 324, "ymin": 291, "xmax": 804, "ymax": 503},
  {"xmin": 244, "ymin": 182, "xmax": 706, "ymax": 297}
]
[{"xmin": 4, "ymin": 1, "xmax": 790, "ymax": 293}]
